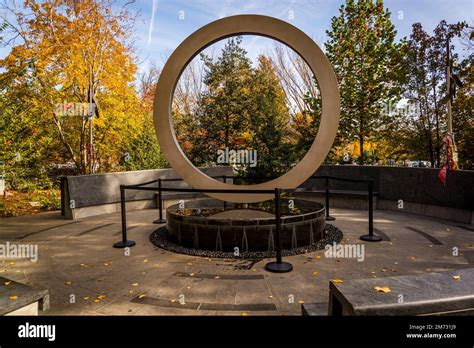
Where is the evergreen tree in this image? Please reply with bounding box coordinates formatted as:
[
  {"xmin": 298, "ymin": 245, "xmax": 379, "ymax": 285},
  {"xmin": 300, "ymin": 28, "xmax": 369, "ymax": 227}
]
[
  {"xmin": 196, "ymin": 36, "xmax": 253, "ymax": 165},
  {"xmin": 248, "ymin": 55, "xmax": 292, "ymax": 180},
  {"xmin": 324, "ymin": 0, "xmax": 404, "ymax": 164}
]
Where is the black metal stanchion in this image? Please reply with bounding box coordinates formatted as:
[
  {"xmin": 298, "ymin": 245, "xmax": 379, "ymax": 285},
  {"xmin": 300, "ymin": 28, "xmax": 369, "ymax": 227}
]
[
  {"xmin": 114, "ymin": 185, "xmax": 136, "ymax": 248},
  {"xmin": 325, "ymin": 176, "xmax": 336, "ymax": 221},
  {"xmin": 153, "ymin": 178, "xmax": 166, "ymax": 224},
  {"xmin": 265, "ymin": 188, "xmax": 293, "ymax": 273},
  {"xmin": 360, "ymin": 179, "xmax": 381, "ymax": 242},
  {"xmin": 223, "ymin": 175, "xmax": 227, "ymax": 210}
]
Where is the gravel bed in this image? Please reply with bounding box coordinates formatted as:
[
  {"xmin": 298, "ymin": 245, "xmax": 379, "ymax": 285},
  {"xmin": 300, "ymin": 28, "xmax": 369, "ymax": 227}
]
[{"xmin": 149, "ymin": 224, "xmax": 343, "ymax": 259}]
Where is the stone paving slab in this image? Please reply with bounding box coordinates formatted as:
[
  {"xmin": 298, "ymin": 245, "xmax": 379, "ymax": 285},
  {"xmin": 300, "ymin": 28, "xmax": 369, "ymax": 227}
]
[{"xmin": 0, "ymin": 208, "xmax": 473, "ymax": 316}]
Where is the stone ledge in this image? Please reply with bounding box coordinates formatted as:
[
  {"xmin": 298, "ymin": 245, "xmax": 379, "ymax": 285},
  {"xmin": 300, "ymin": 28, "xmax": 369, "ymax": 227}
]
[
  {"xmin": 0, "ymin": 277, "xmax": 49, "ymax": 316},
  {"xmin": 328, "ymin": 268, "xmax": 474, "ymax": 316}
]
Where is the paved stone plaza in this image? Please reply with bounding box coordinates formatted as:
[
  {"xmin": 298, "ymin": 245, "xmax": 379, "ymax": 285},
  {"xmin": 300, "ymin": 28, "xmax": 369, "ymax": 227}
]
[{"xmin": 1, "ymin": 208, "xmax": 473, "ymax": 315}]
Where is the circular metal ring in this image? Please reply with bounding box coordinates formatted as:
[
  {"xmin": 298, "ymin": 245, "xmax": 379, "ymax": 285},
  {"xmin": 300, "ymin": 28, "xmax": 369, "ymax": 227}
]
[{"xmin": 153, "ymin": 14, "xmax": 340, "ymax": 203}]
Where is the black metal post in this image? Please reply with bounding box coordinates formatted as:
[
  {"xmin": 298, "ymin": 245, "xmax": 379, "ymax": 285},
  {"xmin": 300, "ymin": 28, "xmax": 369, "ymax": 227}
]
[
  {"xmin": 223, "ymin": 175, "xmax": 227, "ymax": 210},
  {"xmin": 360, "ymin": 179, "xmax": 381, "ymax": 242},
  {"xmin": 114, "ymin": 185, "xmax": 136, "ymax": 248},
  {"xmin": 265, "ymin": 188, "xmax": 293, "ymax": 273},
  {"xmin": 153, "ymin": 178, "xmax": 166, "ymax": 224},
  {"xmin": 325, "ymin": 176, "xmax": 336, "ymax": 221}
]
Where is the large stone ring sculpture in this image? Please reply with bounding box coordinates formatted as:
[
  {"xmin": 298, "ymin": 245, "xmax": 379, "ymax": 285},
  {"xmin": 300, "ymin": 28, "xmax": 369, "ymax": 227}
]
[{"xmin": 153, "ymin": 15, "xmax": 340, "ymax": 203}]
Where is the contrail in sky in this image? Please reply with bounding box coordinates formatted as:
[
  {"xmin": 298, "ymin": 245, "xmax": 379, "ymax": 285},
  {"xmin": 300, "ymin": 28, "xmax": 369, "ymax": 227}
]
[{"xmin": 148, "ymin": 0, "xmax": 159, "ymax": 46}]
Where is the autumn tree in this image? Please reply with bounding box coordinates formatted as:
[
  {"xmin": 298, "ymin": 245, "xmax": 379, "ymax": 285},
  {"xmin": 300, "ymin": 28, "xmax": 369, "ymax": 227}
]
[
  {"xmin": 402, "ymin": 21, "xmax": 467, "ymax": 167},
  {"xmin": 324, "ymin": 0, "xmax": 404, "ymax": 164},
  {"xmin": 1, "ymin": 0, "xmax": 140, "ymax": 176},
  {"xmin": 450, "ymin": 53, "xmax": 473, "ymax": 169},
  {"xmin": 123, "ymin": 64, "xmax": 167, "ymax": 171}
]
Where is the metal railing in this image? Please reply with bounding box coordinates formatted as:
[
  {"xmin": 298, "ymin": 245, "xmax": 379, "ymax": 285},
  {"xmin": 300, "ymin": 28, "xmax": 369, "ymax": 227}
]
[{"xmin": 113, "ymin": 174, "xmax": 380, "ymax": 273}]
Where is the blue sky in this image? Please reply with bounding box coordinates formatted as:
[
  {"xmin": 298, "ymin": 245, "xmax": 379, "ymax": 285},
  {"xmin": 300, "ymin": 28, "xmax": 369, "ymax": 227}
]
[
  {"xmin": 129, "ymin": 0, "xmax": 473, "ymax": 72},
  {"xmin": 1, "ymin": 0, "xmax": 473, "ymax": 72}
]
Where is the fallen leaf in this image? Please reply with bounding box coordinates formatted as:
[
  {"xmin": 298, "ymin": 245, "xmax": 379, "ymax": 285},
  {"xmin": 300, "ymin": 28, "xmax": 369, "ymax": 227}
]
[
  {"xmin": 0, "ymin": 269, "xmax": 7, "ymax": 273},
  {"xmin": 79, "ymin": 263, "xmax": 88, "ymax": 268},
  {"xmin": 186, "ymin": 262, "xmax": 193, "ymax": 266},
  {"xmin": 143, "ymin": 259, "xmax": 149, "ymax": 263},
  {"xmin": 132, "ymin": 283, "xmax": 139, "ymax": 286},
  {"xmin": 269, "ymin": 295, "xmax": 273, "ymax": 298},
  {"xmin": 4, "ymin": 281, "xmax": 12, "ymax": 286},
  {"xmin": 171, "ymin": 299, "xmax": 177, "ymax": 303},
  {"xmin": 312, "ymin": 271, "xmax": 320, "ymax": 276},
  {"xmin": 190, "ymin": 273, "xmax": 195, "ymax": 276},
  {"xmin": 241, "ymin": 312, "xmax": 249, "ymax": 316},
  {"xmin": 97, "ymin": 295, "xmax": 106, "ymax": 300},
  {"xmin": 374, "ymin": 286, "xmax": 391, "ymax": 293},
  {"xmin": 298, "ymin": 300, "xmax": 305, "ymax": 304},
  {"xmin": 9, "ymin": 295, "xmax": 18, "ymax": 300},
  {"xmin": 93, "ymin": 299, "xmax": 100, "ymax": 303},
  {"xmin": 65, "ymin": 281, "xmax": 72, "ymax": 285},
  {"xmin": 129, "ymin": 290, "xmax": 134, "ymax": 294},
  {"xmin": 316, "ymin": 256, "xmax": 321, "ymax": 260},
  {"xmin": 9, "ymin": 262, "xmax": 15, "ymax": 266},
  {"xmin": 84, "ymin": 297, "xmax": 90, "ymax": 300},
  {"xmin": 411, "ymin": 256, "xmax": 416, "ymax": 260},
  {"xmin": 214, "ymin": 276, "xmax": 220, "ymax": 279},
  {"xmin": 452, "ymin": 275, "xmax": 461, "ymax": 280},
  {"xmin": 138, "ymin": 294, "xmax": 146, "ymax": 299},
  {"xmin": 331, "ymin": 279, "xmax": 344, "ymax": 284}
]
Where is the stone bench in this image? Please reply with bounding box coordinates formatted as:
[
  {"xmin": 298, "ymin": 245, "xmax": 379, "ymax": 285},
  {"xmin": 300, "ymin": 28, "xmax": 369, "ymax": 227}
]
[
  {"xmin": 302, "ymin": 268, "xmax": 474, "ymax": 316},
  {"xmin": 0, "ymin": 277, "xmax": 49, "ymax": 315}
]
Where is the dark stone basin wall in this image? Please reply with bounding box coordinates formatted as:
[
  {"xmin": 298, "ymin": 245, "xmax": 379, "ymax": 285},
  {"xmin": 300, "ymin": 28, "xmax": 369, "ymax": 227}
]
[{"xmin": 166, "ymin": 199, "xmax": 326, "ymax": 252}]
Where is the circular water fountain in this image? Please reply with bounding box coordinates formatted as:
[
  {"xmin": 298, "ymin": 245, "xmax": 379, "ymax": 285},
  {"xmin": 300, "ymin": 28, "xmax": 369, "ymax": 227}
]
[{"xmin": 162, "ymin": 198, "xmax": 327, "ymax": 252}]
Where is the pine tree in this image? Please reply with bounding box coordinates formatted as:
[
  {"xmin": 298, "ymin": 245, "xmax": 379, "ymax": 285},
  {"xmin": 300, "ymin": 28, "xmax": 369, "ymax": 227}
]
[{"xmin": 324, "ymin": 0, "xmax": 403, "ymax": 164}]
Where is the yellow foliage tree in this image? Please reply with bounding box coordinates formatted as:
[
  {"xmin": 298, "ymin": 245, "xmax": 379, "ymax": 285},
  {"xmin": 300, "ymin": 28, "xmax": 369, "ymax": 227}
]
[{"xmin": 1, "ymin": 0, "xmax": 140, "ymax": 174}]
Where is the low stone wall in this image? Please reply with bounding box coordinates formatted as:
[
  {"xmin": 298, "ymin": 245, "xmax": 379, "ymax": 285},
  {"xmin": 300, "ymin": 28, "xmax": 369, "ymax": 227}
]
[
  {"xmin": 309, "ymin": 165, "xmax": 473, "ymax": 223},
  {"xmin": 62, "ymin": 167, "xmax": 232, "ymax": 220},
  {"xmin": 61, "ymin": 165, "xmax": 473, "ymax": 224}
]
